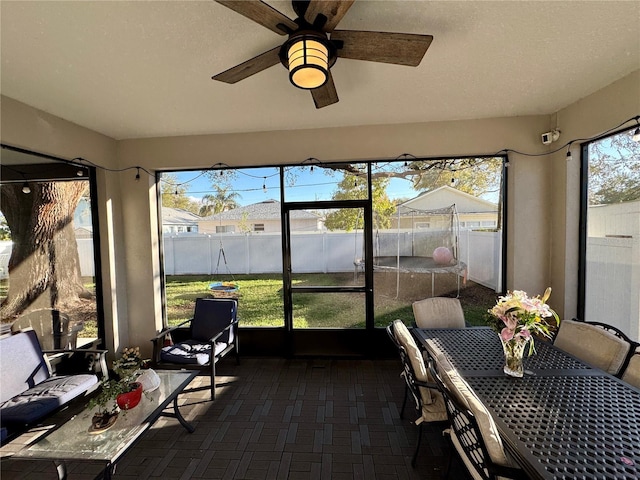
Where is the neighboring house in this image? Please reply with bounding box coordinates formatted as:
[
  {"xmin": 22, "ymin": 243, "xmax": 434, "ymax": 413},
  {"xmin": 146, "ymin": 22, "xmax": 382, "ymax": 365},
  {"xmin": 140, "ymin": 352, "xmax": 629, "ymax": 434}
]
[
  {"xmin": 198, "ymin": 199, "xmax": 322, "ymax": 234},
  {"xmin": 587, "ymin": 200, "xmax": 639, "ymax": 238},
  {"xmin": 162, "ymin": 207, "xmax": 201, "ymax": 234},
  {"xmin": 395, "ymin": 186, "xmax": 499, "ymax": 230}
]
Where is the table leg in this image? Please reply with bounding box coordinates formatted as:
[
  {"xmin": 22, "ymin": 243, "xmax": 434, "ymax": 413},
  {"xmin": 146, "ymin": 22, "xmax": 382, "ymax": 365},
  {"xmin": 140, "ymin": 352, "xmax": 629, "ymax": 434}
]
[
  {"xmin": 54, "ymin": 460, "xmax": 67, "ymax": 480},
  {"xmin": 172, "ymin": 397, "xmax": 195, "ymax": 433}
]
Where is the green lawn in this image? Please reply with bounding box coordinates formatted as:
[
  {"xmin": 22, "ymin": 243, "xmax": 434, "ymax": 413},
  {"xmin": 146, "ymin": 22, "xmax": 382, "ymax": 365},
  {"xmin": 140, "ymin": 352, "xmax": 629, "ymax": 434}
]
[{"xmin": 165, "ymin": 274, "xmax": 492, "ymax": 328}]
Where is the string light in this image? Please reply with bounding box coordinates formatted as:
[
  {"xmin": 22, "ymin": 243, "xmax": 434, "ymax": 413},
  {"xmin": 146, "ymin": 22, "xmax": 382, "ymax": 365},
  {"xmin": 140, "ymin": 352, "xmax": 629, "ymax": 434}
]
[
  {"xmin": 21, "ymin": 181, "xmax": 31, "ymax": 194},
  {"xmin": 262, "ymin": 177, "xmax": 267, "ymax": 193},
  {"xmin": 633, "ymin": 126, "xmax": 640, "ymax": 142},
  {"xmin": 135, "ymin": 167, "xmax": 140, "ymax": 181},
  {"xmin": 566, "ymin": 144, "xmax": 573, "ymax": 162},
  {"xmin": 76, "ymin": 168, "xmax": 84, "ymax": 177}
]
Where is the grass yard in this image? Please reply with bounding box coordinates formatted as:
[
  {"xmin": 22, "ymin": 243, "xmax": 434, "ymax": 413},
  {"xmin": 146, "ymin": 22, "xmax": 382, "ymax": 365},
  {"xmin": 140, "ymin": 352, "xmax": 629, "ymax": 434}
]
[{"xmin": 165, "ymin": 273, "xmax": 495, "ymax": 328}]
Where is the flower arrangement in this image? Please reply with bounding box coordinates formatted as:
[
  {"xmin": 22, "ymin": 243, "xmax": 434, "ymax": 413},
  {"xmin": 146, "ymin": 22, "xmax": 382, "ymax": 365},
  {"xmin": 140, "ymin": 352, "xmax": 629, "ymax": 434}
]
[
  {"xmin": 113, "ymin": 346, "xmax": 146, "ymax": 382},
  {"xmin": 488, "ymin": 287, "xmax": 560, "ymax": 355}
]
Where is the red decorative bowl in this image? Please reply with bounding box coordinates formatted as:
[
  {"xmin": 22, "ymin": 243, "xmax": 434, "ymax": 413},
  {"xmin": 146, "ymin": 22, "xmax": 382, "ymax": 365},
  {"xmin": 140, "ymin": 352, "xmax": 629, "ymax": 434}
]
[{"xmin": 116, "ymin": 382, "xmax": 143, "ymax": 410}]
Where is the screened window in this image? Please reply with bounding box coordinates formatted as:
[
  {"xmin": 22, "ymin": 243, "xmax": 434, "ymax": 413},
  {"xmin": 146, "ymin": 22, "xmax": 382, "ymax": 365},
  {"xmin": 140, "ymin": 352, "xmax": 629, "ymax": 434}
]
[{"xmin": 581, "ymin": 127, "xmax": 639, "ymax": 340}]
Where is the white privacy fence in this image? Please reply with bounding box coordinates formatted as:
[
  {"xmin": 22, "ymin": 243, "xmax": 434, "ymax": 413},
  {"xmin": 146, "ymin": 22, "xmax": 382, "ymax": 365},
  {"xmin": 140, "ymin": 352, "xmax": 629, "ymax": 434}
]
[
  {"xmin": 0, "ymin": 230, "xmax": 503, "ymax": 291},
  {"xmin": 162, "ymin": 230, "xmax": 503, "ymax": 291},
  {"xmin": 0, "ymin": 239, "xmax": 95, "ymax": 280},
  {"xmin": 585, "ymin": 236, "xmax": 640, "ymax": 341}
]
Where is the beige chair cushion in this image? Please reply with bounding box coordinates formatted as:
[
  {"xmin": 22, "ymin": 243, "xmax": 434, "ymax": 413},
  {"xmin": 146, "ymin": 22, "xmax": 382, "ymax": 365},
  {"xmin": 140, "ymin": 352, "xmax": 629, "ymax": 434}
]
[
  {"xmin": 393, "ymin": 320, "xmax": 447, "ymax": 422},
  {"xmin": 441, "ymin": 368, "xmax": 511, "ymax": 468},
  {"xmin": 554, "ymin": 319, "xmax": 631, "ymax": 375},
  {"xmin": 622, "ymin": 352, "xmax": 640, "ymax": 389},
  {"xmin": 412, "ymin": 297, "xmax": 466, "ymax": 329}
]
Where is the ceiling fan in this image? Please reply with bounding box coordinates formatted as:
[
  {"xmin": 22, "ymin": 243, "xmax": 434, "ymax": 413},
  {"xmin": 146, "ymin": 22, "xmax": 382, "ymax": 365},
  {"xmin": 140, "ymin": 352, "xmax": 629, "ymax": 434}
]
[{"xmin": 212, "ymin": 0, "xmax": 433, "ymax": 109}]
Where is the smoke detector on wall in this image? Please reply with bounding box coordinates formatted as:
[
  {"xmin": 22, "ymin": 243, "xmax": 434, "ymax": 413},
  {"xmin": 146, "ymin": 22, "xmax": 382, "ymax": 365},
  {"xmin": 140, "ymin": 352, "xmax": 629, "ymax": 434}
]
[{"xmin": 541, "ymin": 129, "xmax": 561, "ymax": 145}]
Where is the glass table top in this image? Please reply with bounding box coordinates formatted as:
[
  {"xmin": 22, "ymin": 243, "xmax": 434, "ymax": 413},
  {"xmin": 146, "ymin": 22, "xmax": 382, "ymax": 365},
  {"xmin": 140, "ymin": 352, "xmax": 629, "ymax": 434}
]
[{"xmin": 15, "ymin": 370, "xmax": 195, "ymax": 462}]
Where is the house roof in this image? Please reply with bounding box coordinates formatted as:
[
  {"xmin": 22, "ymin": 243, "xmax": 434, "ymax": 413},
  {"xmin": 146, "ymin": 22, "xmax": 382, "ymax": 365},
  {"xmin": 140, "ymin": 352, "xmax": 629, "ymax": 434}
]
[
  {"xmin": 1, "ymin": 1, "xmax": 637, "ymax": 139},
  {"xmin": 400, "ymin": 186, "xmax": 498, "ymax": 214},
  {"xmin": 162, "ymin": 207, "xmax": 202, "ymax": 225},
  {"xmin": 202, "ymin": 200, "xmax": 320, "ymax": 221}
]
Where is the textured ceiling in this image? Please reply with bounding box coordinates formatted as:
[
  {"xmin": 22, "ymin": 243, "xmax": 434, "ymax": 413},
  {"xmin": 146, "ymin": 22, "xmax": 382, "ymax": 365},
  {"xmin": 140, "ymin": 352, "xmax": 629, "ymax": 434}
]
[{"xmin": 1, "ymin": 1, "xmax": 639, "ymax": 140}]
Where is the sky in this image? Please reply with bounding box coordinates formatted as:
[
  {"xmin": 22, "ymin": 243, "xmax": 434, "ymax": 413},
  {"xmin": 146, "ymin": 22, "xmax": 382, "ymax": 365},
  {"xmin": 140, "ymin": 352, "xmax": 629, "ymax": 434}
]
[{"xmin": 171, "ymin": 166, "xmax": 417, "ymax": 206}]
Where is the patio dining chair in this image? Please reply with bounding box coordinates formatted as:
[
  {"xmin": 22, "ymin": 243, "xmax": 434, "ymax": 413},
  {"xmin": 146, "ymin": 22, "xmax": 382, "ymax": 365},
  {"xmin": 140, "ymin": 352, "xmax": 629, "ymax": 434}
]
[
  {"xmin": 621, "ymin": 344, "xmax": 640, "ymax": 389},
  {"xmin": 386, "ymin": 320, "xmax": 447, "ymax": 467},
  {"xmin": 553, "ymin": 318, "xmax": 633, "ymax": 376},
  {"xmin": 428, "ymin": 358, "xmax": 526, "ymax": 480},
  {"xmin": 151, "ymin": 297, "xmax": 239, "ymax": 400},
  {"xmin": 412, "ymin": 297, "xmax": 466, "ymax": 329}
]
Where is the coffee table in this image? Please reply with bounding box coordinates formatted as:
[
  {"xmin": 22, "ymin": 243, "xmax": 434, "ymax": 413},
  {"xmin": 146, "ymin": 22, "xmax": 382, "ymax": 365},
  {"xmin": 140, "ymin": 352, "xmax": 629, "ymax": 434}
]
[{"xmin": 14, "ymin": 370, "xmax": 198, "ymax": 479}]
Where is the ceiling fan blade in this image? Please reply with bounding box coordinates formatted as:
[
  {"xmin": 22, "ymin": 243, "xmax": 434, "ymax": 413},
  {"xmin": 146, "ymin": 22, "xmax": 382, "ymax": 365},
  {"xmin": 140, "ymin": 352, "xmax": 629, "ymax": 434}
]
[
  {"xmin": 332, "ymin": 30, "xmax": 434, "ymax": 66},
  {"xmin": 311, "ymin": 72, "xmax": 339, "ymax": 108},
  {"xmin": 304, "ymin": 0, "xmax": 355, "ymax": 32},
  {"xmin": 215, "ymin": 0, "xmax": 297, "ymax": 35},
  {"xmin": 212, "ymin": 46, "xmax": 281, "ymax": 84}
]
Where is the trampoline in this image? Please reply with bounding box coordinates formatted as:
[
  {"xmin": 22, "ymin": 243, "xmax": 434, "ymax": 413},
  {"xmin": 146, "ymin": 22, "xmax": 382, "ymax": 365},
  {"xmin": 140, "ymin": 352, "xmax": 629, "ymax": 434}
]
[{"xmin": 374, "ymin": 204, "xmax": 467, "ymax": 298}]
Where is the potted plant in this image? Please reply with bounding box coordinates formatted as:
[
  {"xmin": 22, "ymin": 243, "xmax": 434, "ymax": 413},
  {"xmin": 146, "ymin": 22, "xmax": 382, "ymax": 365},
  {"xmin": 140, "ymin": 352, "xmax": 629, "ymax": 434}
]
[{"xmin": 87, "ymin": 347, "xmax": 147, "ymax": 432}]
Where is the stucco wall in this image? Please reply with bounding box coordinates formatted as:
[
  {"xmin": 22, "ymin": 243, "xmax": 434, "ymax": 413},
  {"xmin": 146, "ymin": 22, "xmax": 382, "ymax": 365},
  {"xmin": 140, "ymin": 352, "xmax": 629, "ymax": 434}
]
[{"xmin": 2, "ymin": 69, "xmax": 638, "ymax": 356}]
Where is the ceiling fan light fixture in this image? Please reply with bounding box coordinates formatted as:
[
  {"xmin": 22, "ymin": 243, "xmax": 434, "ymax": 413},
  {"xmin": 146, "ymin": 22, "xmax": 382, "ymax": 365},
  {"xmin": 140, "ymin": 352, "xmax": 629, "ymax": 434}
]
[{"xmin": 287, "ymin": 36, "xmax": 329, "ymax": 89}]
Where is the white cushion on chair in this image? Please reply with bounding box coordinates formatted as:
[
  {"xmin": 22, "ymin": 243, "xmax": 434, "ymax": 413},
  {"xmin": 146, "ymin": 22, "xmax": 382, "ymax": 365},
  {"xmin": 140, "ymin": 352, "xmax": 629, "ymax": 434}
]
[
  {"xmin": 622, "ymin": 352, "xmax": 640, "ymax": 389},
  {"xmin": 554, "ymin": 319, "xmax": 631, "ymax": 375},
  {"xmin": 441, "ymin": 368, "xmax": 512, "ymax": 468},
  {"xmin": 412, "ymin": 297, "xmax": 466, "ymax": 329},
  {"xmin": 393, "ymin": 320, "xmax": 447, "ymax": 422}
]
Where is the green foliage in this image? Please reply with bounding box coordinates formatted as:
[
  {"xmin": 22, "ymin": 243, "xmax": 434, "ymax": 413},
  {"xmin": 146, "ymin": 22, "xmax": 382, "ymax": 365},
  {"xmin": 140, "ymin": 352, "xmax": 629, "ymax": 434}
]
[
  {"xmin": 0, "ymin": 214, "xmax": 10, "ymax": 240},
  {"xmin": 411, "ymin": 157, "xmax": 503, "ymax": 197},
  {"xmin": 324, "ymin": 176, "xmax": 395, "ymax": 231},
  {"xmin": 588, "ymin": 130, "xmax": 640, "ymax": 205},
  {"xmin": 160, "ymin": 173, "xmax": 200, "ymax": 213},
  {"xmin": 199, "ymin": 185, "xmax": 241, "ymax": 217}
]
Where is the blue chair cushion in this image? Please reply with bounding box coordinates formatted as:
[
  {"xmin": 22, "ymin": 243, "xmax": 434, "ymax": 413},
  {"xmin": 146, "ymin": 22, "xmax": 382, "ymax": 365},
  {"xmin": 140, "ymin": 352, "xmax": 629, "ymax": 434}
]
[
  {"xmin": 161, "ymin": 340, "xmax": 229, "ymax": 366},
  {"xmin": 0, "ymin": 374, "xmax": 97, "ymax": 424}
]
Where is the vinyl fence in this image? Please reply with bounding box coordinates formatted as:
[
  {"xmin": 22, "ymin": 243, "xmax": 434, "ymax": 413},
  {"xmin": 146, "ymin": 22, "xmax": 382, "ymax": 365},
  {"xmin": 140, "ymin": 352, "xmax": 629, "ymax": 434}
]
[
  {"xmin": 585, "ymin": 236, "xmax": 640, "ymax": 340},
  {"xmin": 162, "ymin": 230, "xmax": 503, "ymax": 291}
]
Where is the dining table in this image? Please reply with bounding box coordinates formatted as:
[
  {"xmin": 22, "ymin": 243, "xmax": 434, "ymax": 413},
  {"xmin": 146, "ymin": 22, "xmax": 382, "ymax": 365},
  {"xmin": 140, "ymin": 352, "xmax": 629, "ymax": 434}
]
[{"xmin": 412, "ymin": 326, "xmax": 640, "ymax": 480}]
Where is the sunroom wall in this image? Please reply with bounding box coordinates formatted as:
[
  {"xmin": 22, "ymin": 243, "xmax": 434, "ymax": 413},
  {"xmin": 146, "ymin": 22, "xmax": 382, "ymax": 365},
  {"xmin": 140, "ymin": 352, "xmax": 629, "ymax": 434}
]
[{"xmin": 2, "ymin": 69, "xmax": 638, "ymax": 357}]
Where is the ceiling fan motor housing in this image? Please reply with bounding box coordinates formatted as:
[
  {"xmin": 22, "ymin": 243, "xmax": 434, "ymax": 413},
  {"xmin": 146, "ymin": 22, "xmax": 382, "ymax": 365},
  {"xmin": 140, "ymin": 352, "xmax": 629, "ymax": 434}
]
[{"xmin": 279, "ymin": 30, "xmax": 337, "ymax": 90}]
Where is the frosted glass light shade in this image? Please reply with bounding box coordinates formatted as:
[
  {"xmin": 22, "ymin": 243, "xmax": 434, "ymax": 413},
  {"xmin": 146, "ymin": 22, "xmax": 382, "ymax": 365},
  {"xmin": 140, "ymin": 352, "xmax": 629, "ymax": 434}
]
[{"xmin": 288, "ymin": 38, "xmax": 329, "ymax": 89}]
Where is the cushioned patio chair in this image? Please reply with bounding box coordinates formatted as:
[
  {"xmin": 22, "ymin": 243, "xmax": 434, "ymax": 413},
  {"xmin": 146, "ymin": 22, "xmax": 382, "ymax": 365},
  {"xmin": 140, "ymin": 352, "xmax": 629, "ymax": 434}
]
[
  {"xmin": 412, "ymin": 297, "xmax": 466, "ymax": 329},
  {"xmin": 386, "ymin": 319, "xmax": 447, "ymax": 467},
  {"xmin": 553, "ymin": 318, "xmax": 633, "ymax": 376},
  {"xmin": 428, "ymin": 359, "xmax": 526, "ymax": 480},
  {"xmin": 621, "ymin": 343, "xmax": 640, "ymax": 389},
  {"xmin": 151, "ymin": 298, "xmax": 239, "ymax": 400}
]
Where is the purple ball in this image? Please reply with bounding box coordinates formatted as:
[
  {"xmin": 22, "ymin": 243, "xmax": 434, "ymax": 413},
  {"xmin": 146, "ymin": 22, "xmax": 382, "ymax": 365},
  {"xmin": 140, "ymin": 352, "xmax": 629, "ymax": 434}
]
[{"xmin": 433, "ymin": 247, "xmax": 453, "ymax": 265}]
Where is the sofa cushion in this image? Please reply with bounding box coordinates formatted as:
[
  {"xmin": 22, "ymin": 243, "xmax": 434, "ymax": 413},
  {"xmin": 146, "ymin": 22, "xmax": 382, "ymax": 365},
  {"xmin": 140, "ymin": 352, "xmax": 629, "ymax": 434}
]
[
  {"xmin": 161, "ymin": 340, "xmax": 228, "ymax": 365},
  {"xmin": 0, "ymin": 330, "xmax": 50, "ymax": 403},
  {"xmin": 0, "ymin": 374, "xmax": 97, "ymax": 424}
]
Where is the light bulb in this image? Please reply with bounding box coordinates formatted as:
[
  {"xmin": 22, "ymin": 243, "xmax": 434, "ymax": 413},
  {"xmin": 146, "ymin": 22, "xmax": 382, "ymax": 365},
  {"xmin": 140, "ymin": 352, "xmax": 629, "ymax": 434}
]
[
  {"xmin": 76, "ymin": 169, "xmax": 84, "ymax": 177},
  {"xmin": 135, "ymin": 168, "xmax": 141, "ymax": 181},
  {"xmin": 566, "ymin": 147, "xmax": 573, "ymax": 162},
  {"xmin": 632, "ymin": 127, "xmax": 640, "ymax": 142},
  {"xmin": 22, "ymin": 182, "xmax": 31, "ymax": 194}
]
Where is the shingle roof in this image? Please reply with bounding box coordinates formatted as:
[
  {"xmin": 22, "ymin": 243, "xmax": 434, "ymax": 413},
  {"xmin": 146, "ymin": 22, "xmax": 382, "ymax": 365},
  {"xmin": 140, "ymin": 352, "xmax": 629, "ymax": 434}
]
[
  {"xmin": 203, "ymin": 200, "xmax": 320, "ymax": 221},
  {"xmin": 163, "ymin": 207, "xmax": 202, "ymax": 225}
]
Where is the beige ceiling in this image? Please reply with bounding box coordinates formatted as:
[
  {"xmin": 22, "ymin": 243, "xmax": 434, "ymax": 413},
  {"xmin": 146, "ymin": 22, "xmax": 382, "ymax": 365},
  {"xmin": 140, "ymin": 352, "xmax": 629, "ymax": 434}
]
[{"xmin": 1, "ymin": 1, "xmax": 639, "ymax": 140}]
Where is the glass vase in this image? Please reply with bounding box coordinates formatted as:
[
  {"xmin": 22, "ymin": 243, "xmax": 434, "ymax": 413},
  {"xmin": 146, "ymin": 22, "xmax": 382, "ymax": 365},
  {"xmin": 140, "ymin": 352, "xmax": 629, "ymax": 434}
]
[{"xmin": 500, "ymin": 337, "xmax": 529, "ymax": 378}]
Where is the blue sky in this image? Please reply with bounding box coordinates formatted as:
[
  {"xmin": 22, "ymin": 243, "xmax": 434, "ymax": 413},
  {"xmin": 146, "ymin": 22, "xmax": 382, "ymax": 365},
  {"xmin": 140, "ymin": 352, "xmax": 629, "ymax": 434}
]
[{"xmin": 173, "ymin": 167, "xmax": 416, "ymax": 206}]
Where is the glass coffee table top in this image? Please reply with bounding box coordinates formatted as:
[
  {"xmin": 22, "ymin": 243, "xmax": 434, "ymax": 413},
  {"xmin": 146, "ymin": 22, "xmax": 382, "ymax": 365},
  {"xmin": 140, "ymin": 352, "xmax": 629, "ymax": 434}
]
[{"xmin": 15, "ymin": 370, "xmax": 196, "ymax": 462}]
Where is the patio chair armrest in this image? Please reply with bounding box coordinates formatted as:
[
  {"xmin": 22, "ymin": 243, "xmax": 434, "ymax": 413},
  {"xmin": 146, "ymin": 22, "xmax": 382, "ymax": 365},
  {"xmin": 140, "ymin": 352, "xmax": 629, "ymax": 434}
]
[
  {"xmin": 207, "ymin": 317, "xmax": 239, "ymax": 343},
  {"xmin": 150, "ymin": 321, "xmax": 192, "ymax": 363},
  {"xmin": 43, "ymin": 349, "xmax": 109, "ymax": 379},
  {"xmin": 414, "ymin": 378, "xmax": 439, "ymax": 391}
]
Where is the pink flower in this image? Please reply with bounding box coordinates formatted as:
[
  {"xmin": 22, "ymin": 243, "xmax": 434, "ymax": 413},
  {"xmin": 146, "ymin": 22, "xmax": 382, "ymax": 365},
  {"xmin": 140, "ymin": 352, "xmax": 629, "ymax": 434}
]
[{"xmin": 500, "ymin": 328, "xmax": 514, "ymax": 342}]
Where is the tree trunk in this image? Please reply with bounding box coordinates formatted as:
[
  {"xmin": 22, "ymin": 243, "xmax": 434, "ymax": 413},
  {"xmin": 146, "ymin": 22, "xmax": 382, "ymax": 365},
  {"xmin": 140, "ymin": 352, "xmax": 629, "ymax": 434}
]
[{"xmin": 0, "ymin": 181, "xmax": 91, "ymax": 321}]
